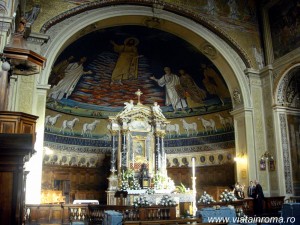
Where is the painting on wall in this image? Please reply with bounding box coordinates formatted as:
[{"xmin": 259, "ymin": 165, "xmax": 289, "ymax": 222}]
[
  {"xmin": 269, "ymin": 158, "xmax": 275, "ymax": 171},
  {"xmin": 268, "ymin": 0, "xmax": 300, "ymax": 59},
  {"xmin": 46, "ymin": 25, "xmax": 232, "ymax": 119},
  {"xmin": 259, "ymin": 158, "xmax": 266, "ymax": 171}
]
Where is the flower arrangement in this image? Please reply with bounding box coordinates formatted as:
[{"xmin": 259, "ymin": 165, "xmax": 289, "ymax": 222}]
[
  {"xmin": 219, "ymin": 189, "xmax": 237, "ymax": 202},
  {"xmin": 131, "ymin": 179, "xmax": 141, "ymax": 190},
  {"xmin": 145, "ymin": 188, "xmax": 155, "ymax": 195},
  {"xmin": 121, "ymin": 169, "xmax": 134, "ymax": 181},
  {"xmin": 198, "ymin": 191, "xmax": 216, "ymax": 204},
  {"xmin": 119, "ymin": 169, "xmax": 141, "ymax": 190},
  {"xmin": 153, "ymin": 173, "xmax": 164, "ymax": 190},
  {"xmin": 133, "ymin": 196, "xmax": 150, "ymax": 207},
  {"xmin": 159, "ymin": 195, "xmax": 177, "ymax": 206},
  {"xmin": 119, "ymin": 181, "xmax": 130, "ymax": 191}
]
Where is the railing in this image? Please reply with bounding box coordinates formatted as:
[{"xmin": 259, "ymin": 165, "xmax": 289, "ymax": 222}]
[
  {"xmin": 24, "ymin": 204, "xmax": 176, "ymax": 225},
  {"xmin": 88, "ymin": 205, "xmax": 176, "ymax": 223},
  {"xmin": 286, "ymin": 196, "xmax": 300, "ymax": 203}
]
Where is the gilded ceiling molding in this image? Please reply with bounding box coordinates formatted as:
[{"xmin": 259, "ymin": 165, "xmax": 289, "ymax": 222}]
[{"xmin": 39, "ymin": 0, "xmax": 251, "ymax": 68}]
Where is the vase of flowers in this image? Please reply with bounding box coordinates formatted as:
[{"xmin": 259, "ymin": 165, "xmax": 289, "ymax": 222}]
[
  {"xmin": 131, "ymin": 179, "xmax": 141, "ymax": 190},
  {"xmin": 219, "ymin": 189, "xmax": 237, "ymax": 202},
  {"xmin": 159, "ymin": 195, "xmax": 177, "ymax": 206},
  {"xmin": 198, "ymin": 191, "xmax": 216, "ymax": 204},
  {"xmin": 133, "ymin": 196, "xmax": 150, "ymax": 207},
  {"xmin": 120, "ymin": 169, "xmax": 141, "ymax": 190},
  {"xmin": 120, "ymin": 180, "xmax": 129, "ymax": 191}
]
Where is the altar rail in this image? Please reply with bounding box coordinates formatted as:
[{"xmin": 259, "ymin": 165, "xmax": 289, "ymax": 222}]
[{"xmin": 25, "ymin": 204, "xmax": 176, "ymax": 225}]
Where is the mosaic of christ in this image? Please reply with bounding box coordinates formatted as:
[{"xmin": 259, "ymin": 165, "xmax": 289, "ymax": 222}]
[{"xmin": 47, "ymin": 25, "xmax": 232, "ymax": 118}]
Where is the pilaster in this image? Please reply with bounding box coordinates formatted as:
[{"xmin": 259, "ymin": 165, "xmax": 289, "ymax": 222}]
[
  {"xmin": 245, "ymin": 68, "xmax": 270, "ymax": 196},
  {"xmin": 273, "ymin": 106, "xmax": 293, "ymax": 197},
  {"xmin": 231, "ymin": 107, "xmax": 255, "ymax": 188},
  {"xmin": 260, "ymin": 66, "xmax": 280, "ymax": 195},
  {"xmin": 25, "ymin": 84, "xmax": 50, "ymax": 203}
]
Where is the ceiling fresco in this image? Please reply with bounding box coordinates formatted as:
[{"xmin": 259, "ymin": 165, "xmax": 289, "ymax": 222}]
[{"xmin": 46, "ymin": 25, "xmax": 232, "ymax": 119}]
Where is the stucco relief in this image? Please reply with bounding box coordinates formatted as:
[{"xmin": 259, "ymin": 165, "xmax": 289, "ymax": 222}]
[
  {"xmin": 200, "ymin": 42, "xmax": 218, "ymax": 60},
  {"xmin": 232, "ymin": 88, "xmax": 242, "ymax": 106}
]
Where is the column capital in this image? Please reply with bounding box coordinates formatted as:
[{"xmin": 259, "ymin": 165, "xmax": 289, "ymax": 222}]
[
  {"xmin": 155, "ymin": 131, "xmax": 165, "ymax": 137},
  {"xmin": 121, "ymin": 129, "xmax": 129, "ymax": 135},
  {"xmin": 110, "ymin": 130, "xmax": 119, "ymax": 136}
]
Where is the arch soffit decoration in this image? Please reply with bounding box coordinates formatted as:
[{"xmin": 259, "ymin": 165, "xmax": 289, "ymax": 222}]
[
  {"xmin": 40, "ymin": 3, "xmax": 251, "ymax": 108},
  {"xmin": 275, "ymin": 63, "xmax": 300, "ymax": 107}
]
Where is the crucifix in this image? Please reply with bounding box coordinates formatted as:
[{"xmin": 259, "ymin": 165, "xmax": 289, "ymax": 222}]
[{"xmin": 135, "ymin": 89, "xmax": 143, "ymax": 105}]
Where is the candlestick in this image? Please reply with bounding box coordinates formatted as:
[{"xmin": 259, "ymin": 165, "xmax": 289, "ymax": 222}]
[{"xmin": 192, "ymin": 157, "xmax": 196, "ymax": 216}]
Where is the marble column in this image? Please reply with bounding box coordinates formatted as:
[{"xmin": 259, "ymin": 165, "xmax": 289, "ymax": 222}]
[
  {"xmin": 110, "ymin": 130, "xmax": 118, "ymax": 174},
  {"xmin": 155, "ymin": 132, "xmax": 161, "ymax": 172},
  {"xmin": 121, "ymin": 129, "xmax": 128, "ymax": 170}
]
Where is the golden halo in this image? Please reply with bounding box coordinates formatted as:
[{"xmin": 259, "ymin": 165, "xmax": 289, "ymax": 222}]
[{"xmin": 124, "ymin": 37, "xmax": 139, "ymax": 46}]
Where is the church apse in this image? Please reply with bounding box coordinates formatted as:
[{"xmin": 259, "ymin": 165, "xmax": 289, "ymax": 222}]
[{"xmin": 43, "ymin": 25, "xmax": 235, "ymax": 197}]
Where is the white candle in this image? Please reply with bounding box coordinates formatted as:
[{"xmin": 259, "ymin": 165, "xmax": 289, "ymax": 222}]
[
  {"xmin": 132, "ymin": 151, "xmax": 135, "ymax": 168},
  {"xmin": 192, "ymin": 157, "xmax": 195, "ymax": 178},
  {"xmin": 192, "ymin": 157, "xmax": 196, "ymax": 216}
]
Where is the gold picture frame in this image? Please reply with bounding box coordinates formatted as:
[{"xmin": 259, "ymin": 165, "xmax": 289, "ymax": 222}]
[
  {"xmin": 269, "ymin": 158, "xmax": 276, "ymax": 171},
  {"xmin": 260, "ymin": 158, "xmax": 266, "ymax": 171}
]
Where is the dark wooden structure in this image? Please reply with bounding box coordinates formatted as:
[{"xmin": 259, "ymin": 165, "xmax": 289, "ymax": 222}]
[
  {"xmin": 42, "ymin": 164, "xmax": 108, "ymax": 204},
  {"xmin": 0, "ymin": 134, "xmax": 35, "ymax": 225},
  {"xmin": 25, "ymin": 204, "xmax": 177, "ymax": 225},
  {"xmin": 167, "ymin": 164, "xmax": 235, "ymax": 200},
  {"xmin": 264, "ymin": 196, "xmax": 285, "ymax": 216},
  {"xmin": 0, "ymin": 111, "xmax": 38, "ymax": 225}
]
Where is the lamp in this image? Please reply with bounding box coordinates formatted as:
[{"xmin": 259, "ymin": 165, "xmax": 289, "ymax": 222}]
[
  {"xmin": 234, "ymin": 151, "xmax": 247, "ymax": 163},
  {"xmin": 144, "ymin": 1, "xmax": 164, "ymax": 28},
  {"xmin": 261, "ymin": 151, "xmax": 274, "ymax": 160},
  {"xmin": 1, "ymin": 60, "xmax": 11, "ymax": 72}
]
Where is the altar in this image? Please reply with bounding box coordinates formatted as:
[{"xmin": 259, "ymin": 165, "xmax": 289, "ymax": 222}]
[
  {"xmin": 106, "ymin": 90, "xmax": 195, "ymax": 215},
  {"xmin": 107, "ymin": 189, "xmax": 194, "ymax": 205}
]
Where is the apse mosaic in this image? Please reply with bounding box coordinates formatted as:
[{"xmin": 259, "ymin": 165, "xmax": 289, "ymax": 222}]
[
  {"xmin": 46, "ymin": 25, "xmax": 231, "ymax": 118},
  {"xmin": 45, "ymin": 25, "xmax": 234, "ymax": 150}
]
